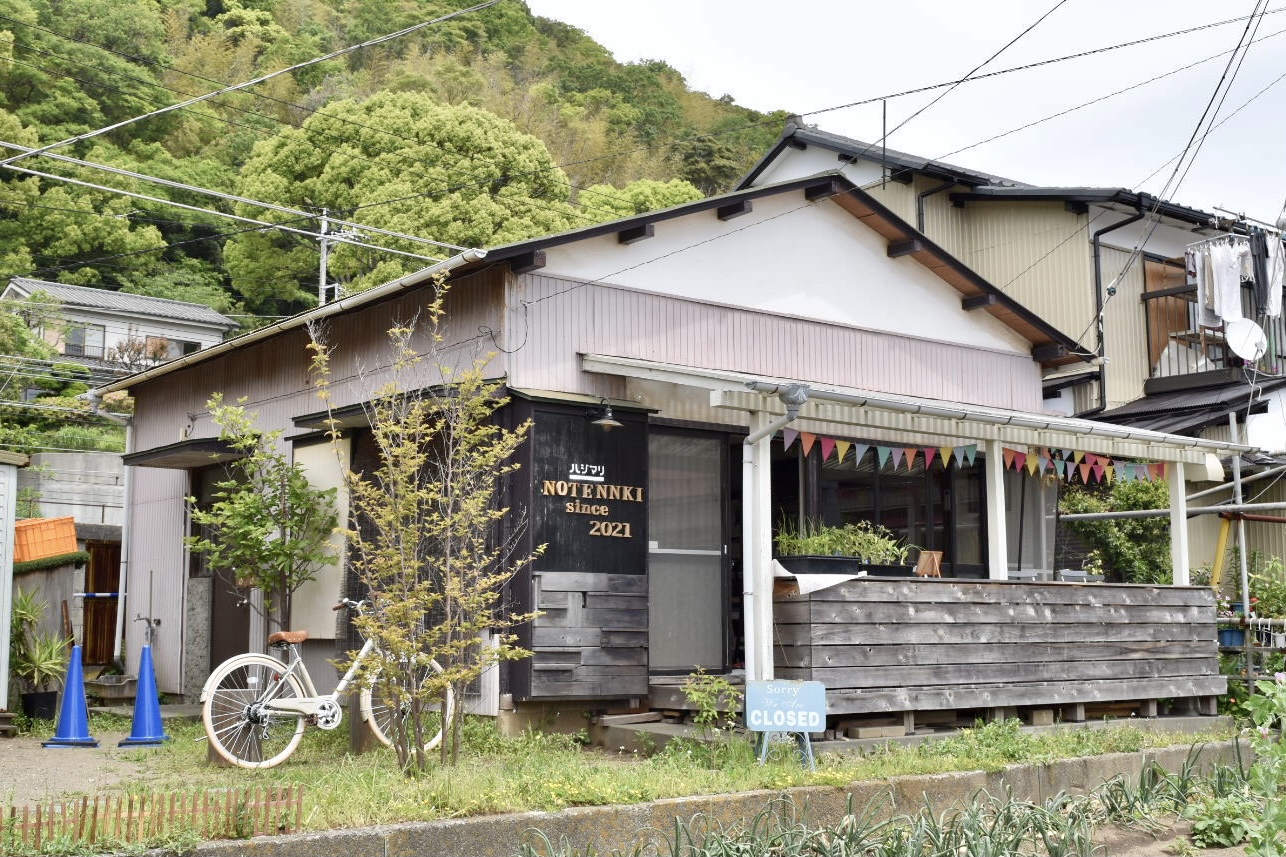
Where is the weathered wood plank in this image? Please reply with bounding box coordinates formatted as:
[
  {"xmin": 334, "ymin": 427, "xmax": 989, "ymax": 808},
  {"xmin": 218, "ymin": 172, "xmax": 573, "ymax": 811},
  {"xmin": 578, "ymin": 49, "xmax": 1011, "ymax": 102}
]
[
  {"xmin": 532, "ymin": 627, "xmax": 601, "ymax": 647},
  {"xmin": 780, "ymin": 579, "xmax": 1214, "ymax": 608},
  {"xmin": 775, "ymin": 600, "xmax": 1209, "ymax": 626},
  {"xmin": 779, "ymin": 656, "xmax": 1216, "ymax": 689},
  {"xmin": 776, "ymin": 640, "xmax": 1217, "ymax": 669},
  {"xmin": 822, "ymin": 676, "xmax": 1228, "ymax": 715},
  {"xmin": 579, "ymin": 647, "xmax": 648, "ymax": 667},
  {"xmin": 536, "ymin": 591, "xmax": 570, "ymax": 608},
  {"xmin": 584, "ymin": 594, "xmax": 648, "ymax": 610},
  {"xmin": 534, "ymin": 572, "xmax": 646, "ymax": 594},
  {"xmin": 773, "ymin": 622, "xmax": 1215, "ymax": 646},
  {"xmin": 581, "ymin": 608, "xmax": 647, "ymax": 629},
  {"xmin": 601, "ymin": 630, "xmax": 647, "ymax": 647},
  {"xmin": 530, "ymin": 678, "xmax": 647, "ymax": 698}
]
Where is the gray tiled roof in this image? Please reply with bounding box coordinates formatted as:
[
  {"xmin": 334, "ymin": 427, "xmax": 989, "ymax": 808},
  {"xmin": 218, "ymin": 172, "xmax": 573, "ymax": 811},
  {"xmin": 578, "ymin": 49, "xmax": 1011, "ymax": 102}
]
[{"xmin": 6, "ymin": 278, "xmax": 238, "ymax": 329}]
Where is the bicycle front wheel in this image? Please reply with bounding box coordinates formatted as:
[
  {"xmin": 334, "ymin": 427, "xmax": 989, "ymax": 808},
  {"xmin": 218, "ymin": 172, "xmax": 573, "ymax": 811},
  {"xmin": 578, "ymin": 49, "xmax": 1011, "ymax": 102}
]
[
  {"xmin": 360, "ymin": 659, "xmax": 454, "ymax": 752},
  {"xmin": 202, "ymin": 654, "xmax": 306, "ymax": 769}
]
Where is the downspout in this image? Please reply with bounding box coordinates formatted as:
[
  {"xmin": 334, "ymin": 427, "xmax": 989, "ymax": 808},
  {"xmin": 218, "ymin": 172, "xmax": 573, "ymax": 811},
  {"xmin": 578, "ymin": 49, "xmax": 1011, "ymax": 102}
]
[
  {"xmin": 1083, "ymin": 206, "xmax": 1145, "ymax": 417},
  {"xmin": 917, "ymin": 179, "xmax": 956, "ymax": 234},
  {"xmin": 741, "ymin": 384, "xmax": 809, "ymax": 683}
]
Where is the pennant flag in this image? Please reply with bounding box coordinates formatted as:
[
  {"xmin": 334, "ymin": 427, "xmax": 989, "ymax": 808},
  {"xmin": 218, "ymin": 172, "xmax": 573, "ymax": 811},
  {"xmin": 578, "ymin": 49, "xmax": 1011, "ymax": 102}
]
[
  {"xmin": 800, "ymin": 432, "xmax": 817, "ymax": 457},
  {"xmin": 892, "ymin": 447, "xmax": 906, "ymax": 469},
  {"xmin": 964, "ymin": 445, "xmax": 978, "ymax": 466},
  {"xmin": 1078, "ymin": 461, "xmax": 1092, "ymax": 483},
  {"xmin": 1073, "ymin": 450, "xmax": 1085, "ymax": 464},
  {"xmin": 1156, "ymin": 462, "xmax": 1167, "ymax": 480},
  {"xmin": 1025, "ymin": 453, "xmax": 1039, "ymax": 476},
  {"xmin": 853, "ymin": 444, "xmax": 870, "ymax": 466},
  {"xmin": 1038, "ymin": 454, "xmax": 1050, "ymax": 475},
  {"xmin": 924, "ymin": 447, "xmax": 938, "ymax": 468},
  {"xmin": 903, "ymin": 448, "xmax": 918, "ymax": 469},
  {"xmin": 782, "ymin": 428, "xmax": 798, "ymax": 451},
  {"xmin": 1104, "ymin": 465, "xmax": 1114, "ymax": 482},
  {"xmin": 819, "ymin": 436, "xmax": 836, "ymax": 461},
  {"xmin": 1084, "ymin": 453, "xmax": 1098, "ymax": 466},
  {"xmin": 877, "ymin": 446, "xmax": 892, "ymax": 468},
  {"xmin": 940, "ymin": 446, "xmax": 954, "ymax": 467},
  {"xmin": 953, "ymin": 446, "xmax": 966, "ymax": 467},
  {"xmin": 1054, "ymin": 459, "xmax": 1066, "ymax": 478},
  {"xmin": 1002, "ymin": 447, "xmax": 1016, "ymax": 469},
  {"xmin": 835, "ymin": 440, "xmax": 852, "ymax": 464},
  {"xmin": 1063, "ymin": 449, "xmax": 1074, "ymax": 462},
  {"xmin": 1091, "ymin": 463, "xmax": 1105, "ymax": 482},
  {"xmin": 1014, "ymin": 451, "xmax": 1028, "ymax": 472}
]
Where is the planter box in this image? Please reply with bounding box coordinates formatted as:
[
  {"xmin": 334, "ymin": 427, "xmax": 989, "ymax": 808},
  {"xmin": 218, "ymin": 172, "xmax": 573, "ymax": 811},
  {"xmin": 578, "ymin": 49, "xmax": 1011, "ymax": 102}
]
[
  {"xmin": 14, "ymin": 517, "xmax": 77, "ymax": 562},
  {"xmin": 774, "ymin": 555, "xmax": 913, "ymax": 577},
  {"xmin": 1218, "ymin": 628, "xmax": 1246, "ymax": 647},
  {"xmin": 85, "ymin": 675, "xmax": 137, "ymax": 702}
]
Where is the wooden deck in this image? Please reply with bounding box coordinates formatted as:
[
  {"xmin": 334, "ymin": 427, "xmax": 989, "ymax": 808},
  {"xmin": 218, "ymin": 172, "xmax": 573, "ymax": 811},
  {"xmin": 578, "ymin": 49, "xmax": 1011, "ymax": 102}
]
[{"xmin": 773, "ymin": 577, "xmax": 1224, "ymax": 732}]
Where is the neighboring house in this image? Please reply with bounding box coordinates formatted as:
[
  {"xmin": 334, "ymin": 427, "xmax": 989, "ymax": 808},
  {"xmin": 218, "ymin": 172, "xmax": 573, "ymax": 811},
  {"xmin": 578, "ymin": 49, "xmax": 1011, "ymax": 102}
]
[
  {"xmin": 2, "ymin": 278, "xmax": 238, "ymax": 668},
  {"xmin": 95, "ymin": 161, "xmax": 1241, "ymax": 734},
  {"xmin": 739, "ymin": 118, "xmax": 1286, "ymax": 570},
  {"xmin": 2, "ymin": 278, "xmax": 239, "ymax": 383},
  {"xmin": 0, "ymin": 450, "xmax": 28, "ymax": 711}
]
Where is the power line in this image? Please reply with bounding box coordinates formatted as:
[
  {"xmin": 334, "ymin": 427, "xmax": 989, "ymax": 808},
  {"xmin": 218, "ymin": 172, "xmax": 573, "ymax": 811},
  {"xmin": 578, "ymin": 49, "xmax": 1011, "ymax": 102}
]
[{"xmin": 0, "ymin": 1, "xmax": 501, "ymax": 170}]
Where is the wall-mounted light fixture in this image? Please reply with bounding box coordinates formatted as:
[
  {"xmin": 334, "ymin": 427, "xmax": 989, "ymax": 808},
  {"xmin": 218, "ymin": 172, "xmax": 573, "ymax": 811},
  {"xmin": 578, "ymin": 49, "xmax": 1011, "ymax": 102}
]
[{"xmin": 590, "ymin": 399, "xmax": 623, "ymax": 432}]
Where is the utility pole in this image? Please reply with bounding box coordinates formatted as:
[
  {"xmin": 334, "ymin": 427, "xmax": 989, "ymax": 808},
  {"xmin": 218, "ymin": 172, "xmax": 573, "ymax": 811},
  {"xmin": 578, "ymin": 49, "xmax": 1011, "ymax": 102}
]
[{"xmin": 318, "ymin": 209, "xmax": 332, "ymax": 306}]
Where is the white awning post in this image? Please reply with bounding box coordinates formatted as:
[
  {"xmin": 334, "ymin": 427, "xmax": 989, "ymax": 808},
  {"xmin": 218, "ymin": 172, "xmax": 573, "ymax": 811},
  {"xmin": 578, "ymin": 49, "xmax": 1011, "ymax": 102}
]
[
  {"xmin": 740, "ymin": 385, "xmax": 807, "ymax": 682},
  {"xmin": 1167, "ymin": 460, "xmax": 1189, "ymax": 585},
  {"xmin": 747, "ymin": 412, "xmax": 775, "ymax": 681},
  {"xmin": 985, "ymin": 439, "xmax": 1009, "ymax": 579}
]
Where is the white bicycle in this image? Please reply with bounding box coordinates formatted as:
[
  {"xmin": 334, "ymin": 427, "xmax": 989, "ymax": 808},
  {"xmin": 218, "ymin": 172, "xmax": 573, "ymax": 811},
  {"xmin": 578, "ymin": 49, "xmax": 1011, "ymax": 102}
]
[{"xmin": 200, "ymin": 598, "xmax": 454, "ymax": 769}]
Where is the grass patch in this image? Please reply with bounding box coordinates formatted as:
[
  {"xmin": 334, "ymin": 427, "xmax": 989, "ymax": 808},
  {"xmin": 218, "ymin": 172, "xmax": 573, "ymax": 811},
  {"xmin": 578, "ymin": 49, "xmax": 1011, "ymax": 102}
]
[{"xmin": 94, "ymin": 714, "xmax": 1237, "ymax": 838}]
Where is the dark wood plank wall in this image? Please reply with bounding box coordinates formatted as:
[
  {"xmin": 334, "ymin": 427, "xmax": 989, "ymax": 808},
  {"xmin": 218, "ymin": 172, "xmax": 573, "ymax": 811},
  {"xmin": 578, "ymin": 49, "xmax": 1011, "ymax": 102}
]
[
  {"xmin": 529, "ymin": 572, "xmax": 648, "ymax": 699},
  {"xmin": 774, "ymin": 578, "xmax": 1225, "ymax": 715}
]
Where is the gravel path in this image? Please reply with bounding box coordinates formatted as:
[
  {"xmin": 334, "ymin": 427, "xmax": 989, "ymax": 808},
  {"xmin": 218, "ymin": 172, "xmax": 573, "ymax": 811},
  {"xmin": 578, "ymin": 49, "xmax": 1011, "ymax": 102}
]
[{"xmin": 0, "ymin": 730, "xmax": 153, "ymax": 809}]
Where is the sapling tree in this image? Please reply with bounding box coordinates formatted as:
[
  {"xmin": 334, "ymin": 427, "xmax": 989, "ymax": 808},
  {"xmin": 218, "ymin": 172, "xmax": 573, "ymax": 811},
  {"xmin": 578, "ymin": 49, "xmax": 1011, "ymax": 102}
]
[
  {"xmin": 186, "ymin": 395, "xmax": 339, "ymax": 635},
  {"xmin": 308, "ymin": 280, "xmax": 541, "ymax": 771}
]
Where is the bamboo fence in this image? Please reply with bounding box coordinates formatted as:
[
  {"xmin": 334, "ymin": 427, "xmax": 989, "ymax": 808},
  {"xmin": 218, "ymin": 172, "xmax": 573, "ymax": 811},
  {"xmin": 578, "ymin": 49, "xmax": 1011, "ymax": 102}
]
[{"xmin": 2, "ymin": 785, "xmax": 303, "ymax": 850}]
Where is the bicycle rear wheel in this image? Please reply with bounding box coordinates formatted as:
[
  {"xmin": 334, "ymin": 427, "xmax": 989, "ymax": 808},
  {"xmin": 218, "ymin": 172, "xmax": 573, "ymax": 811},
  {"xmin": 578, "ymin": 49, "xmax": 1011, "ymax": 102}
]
[
  {"xmin": 360, "ymin": 659, "xmax": 454, "ymax": 752},
  {"xmin": 202, "ymin": 654, "xmax": 306, "ymax": 769}
]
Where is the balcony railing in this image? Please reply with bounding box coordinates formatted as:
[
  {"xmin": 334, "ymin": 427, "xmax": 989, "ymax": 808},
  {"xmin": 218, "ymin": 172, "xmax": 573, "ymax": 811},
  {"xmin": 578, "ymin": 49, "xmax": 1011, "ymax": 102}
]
[{"xmin": 1144, "ymin": 281, "xmax": 1286, "ymax": 383}]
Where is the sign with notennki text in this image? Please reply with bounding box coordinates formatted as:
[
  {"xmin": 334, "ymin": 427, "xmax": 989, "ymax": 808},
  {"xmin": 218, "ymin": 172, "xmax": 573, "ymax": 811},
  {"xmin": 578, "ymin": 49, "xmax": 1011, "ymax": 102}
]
[{"xmin": 530, "ymin": 407, "xmax": 647, "ymax": 574}]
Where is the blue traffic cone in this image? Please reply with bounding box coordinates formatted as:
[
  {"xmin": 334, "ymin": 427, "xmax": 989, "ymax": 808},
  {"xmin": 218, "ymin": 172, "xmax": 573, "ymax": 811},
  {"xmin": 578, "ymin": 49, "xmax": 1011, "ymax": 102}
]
[
  {"xmin": 43, "ymin": 645, "xmax": 99, "ymax": 748},
  {"xmin": 119, "ymin": 644, "xmax": 168, "ymax": 747}
]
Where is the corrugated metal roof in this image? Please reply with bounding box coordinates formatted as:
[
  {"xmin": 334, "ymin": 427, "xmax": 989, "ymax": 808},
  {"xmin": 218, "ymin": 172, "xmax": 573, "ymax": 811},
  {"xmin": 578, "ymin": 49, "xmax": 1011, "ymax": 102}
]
[
  {"xmin": 6, "ymin": 277, "xmax": 238, "ymax": 329},
  {"xmin": 1096, "ymin": 377, "xmax": 1286, "ymax": 435}
]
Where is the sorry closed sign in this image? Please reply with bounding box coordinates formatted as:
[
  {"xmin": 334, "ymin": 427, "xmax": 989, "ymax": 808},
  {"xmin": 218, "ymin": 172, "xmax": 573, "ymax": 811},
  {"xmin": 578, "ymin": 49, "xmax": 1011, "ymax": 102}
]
[{"xmin": 744, "ymin": 680, "xmax": 826, "ymax": 732}]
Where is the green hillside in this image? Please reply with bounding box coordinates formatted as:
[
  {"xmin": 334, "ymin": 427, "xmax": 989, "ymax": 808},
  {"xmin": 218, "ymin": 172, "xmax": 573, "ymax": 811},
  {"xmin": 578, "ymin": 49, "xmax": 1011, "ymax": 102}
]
[{"xmin": 0, "ymin": 0, "xmax": 787, "ymax": 319}]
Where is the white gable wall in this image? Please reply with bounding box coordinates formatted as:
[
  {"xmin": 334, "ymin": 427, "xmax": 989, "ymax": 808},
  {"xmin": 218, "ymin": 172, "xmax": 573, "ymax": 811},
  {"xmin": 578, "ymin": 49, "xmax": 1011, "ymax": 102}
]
[{"xmin": 540, "ymin": 192, "xmax": 1033, "ymax": 358}]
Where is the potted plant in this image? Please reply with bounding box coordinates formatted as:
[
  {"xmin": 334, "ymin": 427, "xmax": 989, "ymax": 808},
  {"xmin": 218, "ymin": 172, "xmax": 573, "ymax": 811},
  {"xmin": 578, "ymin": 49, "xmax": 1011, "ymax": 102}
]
[
  {"xmin": 8, "ymin": 589, "xmax": 69, "ymax": 719},
  {"xmin": 774, "ymin": 519, "xmax": 914, "ymax": 575}
]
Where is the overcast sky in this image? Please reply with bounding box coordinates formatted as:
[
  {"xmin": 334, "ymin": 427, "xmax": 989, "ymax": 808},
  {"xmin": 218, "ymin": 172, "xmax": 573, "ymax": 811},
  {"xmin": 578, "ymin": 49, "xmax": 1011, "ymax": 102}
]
[{"xmin": 523, "ymin": 0, "xmax": 1286, "ymax": 227}]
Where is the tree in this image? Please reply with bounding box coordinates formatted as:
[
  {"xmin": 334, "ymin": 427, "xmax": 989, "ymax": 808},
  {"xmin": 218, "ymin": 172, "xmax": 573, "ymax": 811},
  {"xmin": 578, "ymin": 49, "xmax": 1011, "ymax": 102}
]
[
  {"xmin": 186, "ymin": 394, "xmax": 338, "ymax": 634},
  {"xmin": 226, "ymin": 91, "xmax": 579, "ymax": 314},
  {"xmin": 308, "ymin": 277, "xmax": 540, "ymax": 771},
  {"xmin": 1058, "ymin": 477, "xmax": 1171, "ymax": 584},
  {"xmin": 577, "ymin": 177, "xmax": 703, "ymax": 219}
]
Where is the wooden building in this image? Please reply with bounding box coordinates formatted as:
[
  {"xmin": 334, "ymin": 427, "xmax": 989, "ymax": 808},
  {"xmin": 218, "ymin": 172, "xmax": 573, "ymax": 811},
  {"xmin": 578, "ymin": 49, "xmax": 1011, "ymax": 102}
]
[{"xmin": 93, "ymin": 163, "xmax": 1246, "ymax": 730}]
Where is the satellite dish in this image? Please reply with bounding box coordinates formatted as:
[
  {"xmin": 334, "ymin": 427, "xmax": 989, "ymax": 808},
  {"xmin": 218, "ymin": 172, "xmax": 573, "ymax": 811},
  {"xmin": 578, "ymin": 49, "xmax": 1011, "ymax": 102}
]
[{"xmin": 1226, "ymin": 317, "xmax": 1268, "ymax": 362}]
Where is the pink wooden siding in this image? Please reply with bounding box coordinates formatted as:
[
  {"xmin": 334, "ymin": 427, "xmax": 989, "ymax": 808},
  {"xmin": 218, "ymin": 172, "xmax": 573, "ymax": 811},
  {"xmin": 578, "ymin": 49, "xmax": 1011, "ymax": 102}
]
[{"xmin": 508, "ymin": 274, "xmax": 1043, "ymax": 412}]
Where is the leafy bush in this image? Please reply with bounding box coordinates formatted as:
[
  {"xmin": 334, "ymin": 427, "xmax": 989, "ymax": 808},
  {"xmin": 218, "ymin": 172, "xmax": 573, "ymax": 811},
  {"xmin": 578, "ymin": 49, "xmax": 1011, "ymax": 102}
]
[
  {"xmin": 1058, "ymin": 478, "xmax": 1171, "ymax": 583},
  {"xmin": 1185, "ymin": 791, "xmax": 1257, "ymax": 848}
]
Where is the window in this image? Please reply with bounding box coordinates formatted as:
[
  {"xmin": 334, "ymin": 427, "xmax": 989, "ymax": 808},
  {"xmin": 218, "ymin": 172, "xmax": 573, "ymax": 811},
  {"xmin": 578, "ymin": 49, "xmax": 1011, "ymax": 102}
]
[
  {"xmin": 64, "ymin": 323, "xmax": 105, "ymax": 358},
  {"xmin": 145, "ymin": 336, "xmax": 201, "ymax": 361}
]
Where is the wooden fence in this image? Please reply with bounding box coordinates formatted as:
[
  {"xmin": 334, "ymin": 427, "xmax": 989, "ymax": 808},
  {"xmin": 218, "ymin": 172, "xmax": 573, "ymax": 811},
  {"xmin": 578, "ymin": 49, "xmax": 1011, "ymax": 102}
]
[
  {"xmin": 774, "ymin": 577, "xmax": 1224, "ymax": 730},
  {"xmin": 2, "ymin": 786, "xmax": 303, "ymax": 850}
]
